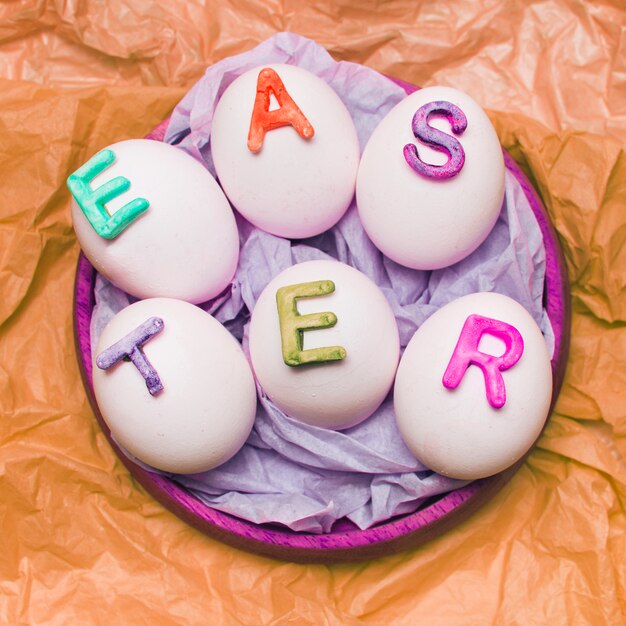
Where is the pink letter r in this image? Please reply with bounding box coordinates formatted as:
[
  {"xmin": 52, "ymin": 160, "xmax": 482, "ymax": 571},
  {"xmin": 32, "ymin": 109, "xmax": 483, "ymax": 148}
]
[{"xmin": 442, "ymin": 314, "xmax": 524, "ymax": 409}]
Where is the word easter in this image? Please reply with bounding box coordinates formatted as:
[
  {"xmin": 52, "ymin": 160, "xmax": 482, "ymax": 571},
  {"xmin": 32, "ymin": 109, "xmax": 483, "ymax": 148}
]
[{"xmin": 73, "ymin": 66, "xmax": 553, "ymax": 480}]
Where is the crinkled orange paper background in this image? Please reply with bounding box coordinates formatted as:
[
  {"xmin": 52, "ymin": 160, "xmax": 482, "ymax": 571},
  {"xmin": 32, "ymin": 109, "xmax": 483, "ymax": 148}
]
[{"xmin": 1, "ymin": 1, "xmax": 625, "ymax": 624}]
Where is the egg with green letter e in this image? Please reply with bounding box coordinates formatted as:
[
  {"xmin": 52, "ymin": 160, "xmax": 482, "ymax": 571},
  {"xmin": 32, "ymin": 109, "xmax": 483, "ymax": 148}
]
[
  {"xmin": 248, "ymin": 260, "xmax": 400, "ymax": 430},
  {"xmin": 69, "ymin": 139, "xmax": 239, "ymax": 304}
]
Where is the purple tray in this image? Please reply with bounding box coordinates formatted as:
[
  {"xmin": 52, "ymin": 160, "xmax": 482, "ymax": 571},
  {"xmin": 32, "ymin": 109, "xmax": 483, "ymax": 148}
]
[{"xmin": 73, "ymin": 79, "xmax": 570, "ymax": 563}]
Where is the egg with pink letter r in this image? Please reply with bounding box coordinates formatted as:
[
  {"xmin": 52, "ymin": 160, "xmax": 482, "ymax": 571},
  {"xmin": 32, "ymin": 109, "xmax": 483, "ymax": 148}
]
[{"xmin": 394, "ymin": 292, "xmax": 552, "ymax": 480}]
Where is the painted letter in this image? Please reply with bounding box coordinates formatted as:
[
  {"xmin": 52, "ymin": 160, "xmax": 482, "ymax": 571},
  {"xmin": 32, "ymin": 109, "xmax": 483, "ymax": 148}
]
[
  {"xmin": 403, "ymin": 100, "xmax": 467, "ymax": 180},
  {"xmin": 276, "ymin": 280, "xmax": 346, "ymax": 367},
  {"xmin": 67, "ymin": 149, "xmax": 149, "ymax": 239},
  {"xmin": 247, "ymin": 67, "xmax": 315, "ymax": 153},
  {"xmin": 96, "ymin": 317, "xmax": 165, "ymax": 396},
  {"xmin": 442, "ymin": 314, "xmax": 524, "ymax": 409}
]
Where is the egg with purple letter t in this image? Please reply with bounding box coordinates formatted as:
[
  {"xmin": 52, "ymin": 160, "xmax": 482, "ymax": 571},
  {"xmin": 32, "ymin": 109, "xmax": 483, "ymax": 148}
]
[{"xmin": 93, "ymin": 298, "xmax": 257, "ymax": 474}]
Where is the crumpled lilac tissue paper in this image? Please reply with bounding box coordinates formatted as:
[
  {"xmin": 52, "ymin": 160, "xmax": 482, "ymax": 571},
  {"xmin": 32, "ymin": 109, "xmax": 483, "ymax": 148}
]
[{"xmin": 90, "ymin": 33, "xmax": 551, "ymax": 533}]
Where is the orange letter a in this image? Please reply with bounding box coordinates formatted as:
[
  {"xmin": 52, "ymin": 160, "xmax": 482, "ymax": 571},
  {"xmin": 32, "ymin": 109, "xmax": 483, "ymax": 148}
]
[{"xmin": 247, "ymin": 67, "xmax": 315, "ymax": 153}]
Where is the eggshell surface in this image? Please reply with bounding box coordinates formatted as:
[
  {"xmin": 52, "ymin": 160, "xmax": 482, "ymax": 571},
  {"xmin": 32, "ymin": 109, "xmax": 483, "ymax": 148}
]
[
  {"xmin": 356, "ymin": 86, "xmax": 505, "ymax": 270},
  {"xmin": 211, "ymin": 64, "xmax": 360, "ymax": 239},
  {"xmin": 71, "ymin": 139, "xmax": 239, "ymax": 304},
  {"xmin": 394, "ymin": 292, "xmax": 552, "ymax": 480},
  {"xmin": 93, "ymin": 298, "xmax": 257, "ymax": 474},
  {"xmin": 249, "ymin": 260, "xmax": 400, "ymax": 430}
]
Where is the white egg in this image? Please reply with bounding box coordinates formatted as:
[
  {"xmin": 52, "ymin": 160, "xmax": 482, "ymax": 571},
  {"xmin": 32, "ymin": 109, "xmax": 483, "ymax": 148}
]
[
  {"xmin": 394, "ymin": 292, "xmax": 552, "ymax": 480},
  {"xmin": 71, "ymin": 139, "xmax": 239, "ymax": 304},
  {"xmin": 92, "ymin": 298, "xmax": 257, "ymax": 474},
  {"xmin": 248, "ymin": 260, "xmax": 400, "ymax": 430},
  {"xmin": 356, "ymin": 86, "xmax": 505, "ymax": 270},
  {"xmin": 211, "ymin": 64, "xmax": 360, "ymax": 239}
]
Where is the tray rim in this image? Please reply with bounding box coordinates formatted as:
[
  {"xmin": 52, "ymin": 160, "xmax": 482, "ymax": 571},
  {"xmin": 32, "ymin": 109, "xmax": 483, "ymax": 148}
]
[{"xmin": 72, "ymin": 77, "xmax": 571, "ymax": 563}]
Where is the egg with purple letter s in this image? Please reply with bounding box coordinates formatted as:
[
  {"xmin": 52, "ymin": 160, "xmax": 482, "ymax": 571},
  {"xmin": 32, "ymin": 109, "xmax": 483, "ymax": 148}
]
[{"xmin": 357, "ymin": 86, "xmax": 505, "ymax": 270}]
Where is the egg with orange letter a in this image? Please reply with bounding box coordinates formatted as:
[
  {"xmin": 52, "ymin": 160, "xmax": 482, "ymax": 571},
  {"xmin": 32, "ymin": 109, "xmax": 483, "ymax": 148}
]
[{"xmin": 211, "ymin": 65, "xmax": 360, "ymax": 239}]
